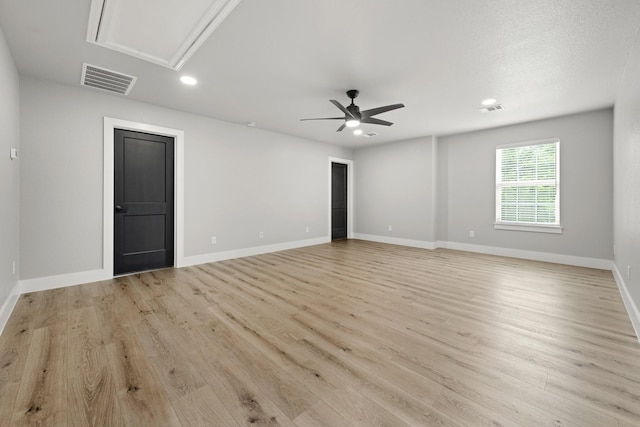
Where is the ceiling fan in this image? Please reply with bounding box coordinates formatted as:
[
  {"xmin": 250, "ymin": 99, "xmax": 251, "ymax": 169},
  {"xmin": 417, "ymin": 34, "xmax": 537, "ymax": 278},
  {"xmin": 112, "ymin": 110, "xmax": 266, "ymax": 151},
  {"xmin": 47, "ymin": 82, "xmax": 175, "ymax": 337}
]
[{"xmin": 300, "ymin": 89, "xmax": 405, "ymax": 132}]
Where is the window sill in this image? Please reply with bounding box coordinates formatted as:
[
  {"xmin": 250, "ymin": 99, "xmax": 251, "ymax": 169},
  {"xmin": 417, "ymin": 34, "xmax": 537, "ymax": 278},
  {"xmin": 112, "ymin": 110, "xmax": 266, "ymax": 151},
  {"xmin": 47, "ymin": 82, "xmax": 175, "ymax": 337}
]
[{"xmin": 493, "ymin": 222, "xmax": 563, "ymax": 234}]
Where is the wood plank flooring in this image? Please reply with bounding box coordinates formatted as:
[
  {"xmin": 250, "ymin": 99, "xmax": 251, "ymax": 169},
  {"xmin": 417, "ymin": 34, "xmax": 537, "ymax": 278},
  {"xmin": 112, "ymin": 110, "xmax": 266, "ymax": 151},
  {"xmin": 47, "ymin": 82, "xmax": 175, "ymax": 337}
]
[{"xmin": 1, "ymin": 240, "xmax": 639, "ymax": 426}]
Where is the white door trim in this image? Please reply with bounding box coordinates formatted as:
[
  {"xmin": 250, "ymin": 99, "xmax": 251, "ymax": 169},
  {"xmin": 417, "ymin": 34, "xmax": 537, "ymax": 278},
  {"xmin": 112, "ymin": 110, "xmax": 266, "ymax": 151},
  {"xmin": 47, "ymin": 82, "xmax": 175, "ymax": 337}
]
[
  {"xmin": 328, "ymin": 157, "xmax": 354, "ymax": 239},
  {"xmin": 103, "ymin": 117, "xmax": 185, "ymax": 276}
]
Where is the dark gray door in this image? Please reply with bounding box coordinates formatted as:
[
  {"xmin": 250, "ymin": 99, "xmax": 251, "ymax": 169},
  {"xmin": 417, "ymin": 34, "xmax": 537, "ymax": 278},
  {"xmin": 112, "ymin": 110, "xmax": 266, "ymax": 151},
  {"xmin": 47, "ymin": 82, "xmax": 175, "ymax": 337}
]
[
  {"xmin": 114, "ymin": 129, "xmax": 174, "ymax": 275},
  {"xmin": 331, "ymin": 162, "xmax": 347, "ymax": 240}
]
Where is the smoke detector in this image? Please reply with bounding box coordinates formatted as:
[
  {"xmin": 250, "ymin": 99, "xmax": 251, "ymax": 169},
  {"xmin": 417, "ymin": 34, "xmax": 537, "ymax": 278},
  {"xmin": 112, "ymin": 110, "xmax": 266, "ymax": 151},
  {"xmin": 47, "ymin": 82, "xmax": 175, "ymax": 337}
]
[{"xmin": 479, "ymin": 104, "xmax": 504, "ymax": 113}]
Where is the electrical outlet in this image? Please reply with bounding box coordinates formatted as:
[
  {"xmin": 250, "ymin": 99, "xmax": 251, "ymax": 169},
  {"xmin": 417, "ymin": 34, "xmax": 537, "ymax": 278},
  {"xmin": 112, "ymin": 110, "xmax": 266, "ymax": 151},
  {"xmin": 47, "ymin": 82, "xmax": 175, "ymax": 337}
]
[
  {"xmin": 469, "ymin": 230, "xmax": 475, "ymax": 237},
  {"xmin": 388, "ymin": 225, "xmax": 392, "ymax": 231},
  {"xmin": 211, "ymin": 236, "xmax": 216, "ymax": 245},
  {"xmin": 259, "ymin": 232, "xmax": 264, "ymax": 239}
]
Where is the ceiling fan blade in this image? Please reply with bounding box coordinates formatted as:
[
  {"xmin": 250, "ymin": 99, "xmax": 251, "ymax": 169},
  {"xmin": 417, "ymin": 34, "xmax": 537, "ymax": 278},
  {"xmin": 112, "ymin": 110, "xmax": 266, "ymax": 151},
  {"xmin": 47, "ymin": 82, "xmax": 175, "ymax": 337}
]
[
  {"xmin": 330, "ymin": 99, "xmax": 355, "ymax": 118},
  {"xmin": 336, "ymin": 123, "xmax": 346, "ymax": 132},
  {"xmin": 361, "ymin": 117, "xmax": 393, "ymax": 126},
  {"xmin": 300, "ymin": 117, "xmax": 344, "ymax": 121},
  {"xmin": 361, "ymin": 103, "xmax": 405, "ymax": 119}
]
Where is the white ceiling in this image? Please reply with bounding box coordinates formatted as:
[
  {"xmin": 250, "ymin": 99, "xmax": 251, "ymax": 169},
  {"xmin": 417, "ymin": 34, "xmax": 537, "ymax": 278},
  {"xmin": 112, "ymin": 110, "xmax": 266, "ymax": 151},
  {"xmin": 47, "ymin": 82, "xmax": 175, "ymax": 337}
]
[
  {"xmin": 1, "ymin": 0, "xmax": 640, "ymax": 147},
  {"xmin": 86, "ymin": 0, "xmax": 242, "ymax": 69}
]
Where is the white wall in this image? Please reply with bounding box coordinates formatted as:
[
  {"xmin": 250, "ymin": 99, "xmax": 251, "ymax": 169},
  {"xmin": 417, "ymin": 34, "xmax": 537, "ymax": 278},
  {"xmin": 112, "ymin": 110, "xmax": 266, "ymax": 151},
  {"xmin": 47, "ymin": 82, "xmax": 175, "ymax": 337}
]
[
  {"xmin": 9, "ymin": 65, "xmax": 635, "ymax": 335},
  {"xmin": 350, "ymin": 110, "xmax": 614, "ymax": 264},
  {"xmin": 438, "ymin": 109, "xmax": 614, "ymax": 263},
  {"xmin": 0, "ymin": 25, "xmax": 20, "ymax": 326},
  {"xmin": 436, "ymin": 138, "xmax": 448, "ymax": 241},
  {"xmin": 613, "ymin": 32, "xmax": 640, "ymax": 333},
  {"xmin": 19, "ymin": 76, "xmax": 351, "ymax": 281},
  {"xmin": 353, "ymin": 137, "xmax": 435, "ymax": 246}
]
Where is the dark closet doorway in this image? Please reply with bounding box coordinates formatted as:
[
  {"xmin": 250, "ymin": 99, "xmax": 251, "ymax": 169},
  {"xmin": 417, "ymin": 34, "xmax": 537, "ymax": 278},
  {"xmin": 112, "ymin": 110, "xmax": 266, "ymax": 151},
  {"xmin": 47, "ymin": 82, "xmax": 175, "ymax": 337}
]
[
  {"xmin": 331, "ymin": 162, "xmax": 348, "ymax": 240},
  {"xmin": 114, "ymin": 129, "xmax": 175, "ymax": 275}
]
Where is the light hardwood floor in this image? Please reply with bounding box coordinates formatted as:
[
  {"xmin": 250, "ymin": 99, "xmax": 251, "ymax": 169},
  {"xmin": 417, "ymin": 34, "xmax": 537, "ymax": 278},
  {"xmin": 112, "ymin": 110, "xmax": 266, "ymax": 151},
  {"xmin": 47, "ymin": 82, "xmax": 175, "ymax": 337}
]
[{"xmin": 1, "ymin": 240, "xmax": 639, "ymax": 426}]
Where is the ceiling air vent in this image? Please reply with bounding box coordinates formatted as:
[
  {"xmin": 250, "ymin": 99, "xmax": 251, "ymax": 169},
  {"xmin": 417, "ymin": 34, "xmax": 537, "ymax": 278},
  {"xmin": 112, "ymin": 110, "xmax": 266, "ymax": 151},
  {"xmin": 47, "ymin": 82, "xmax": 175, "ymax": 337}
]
[
  {"xmin": 362, "ymin": 132, "xmax": 379, "ymax": 138},
  {"xmin": 81, "ymin": 63, "xmax": 137, "ymax": 95},
  {"xmin": 479, "ymin": 104, "xmax": 504, "ymax": 113}
]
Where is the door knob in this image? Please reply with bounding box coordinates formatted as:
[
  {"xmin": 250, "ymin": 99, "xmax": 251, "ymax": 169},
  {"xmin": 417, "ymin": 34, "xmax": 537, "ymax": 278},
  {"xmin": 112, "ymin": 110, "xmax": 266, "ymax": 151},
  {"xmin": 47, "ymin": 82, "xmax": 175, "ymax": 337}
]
[{"xmin": 115, "ymin": 205, "xmax": 128, "ymax": 213}]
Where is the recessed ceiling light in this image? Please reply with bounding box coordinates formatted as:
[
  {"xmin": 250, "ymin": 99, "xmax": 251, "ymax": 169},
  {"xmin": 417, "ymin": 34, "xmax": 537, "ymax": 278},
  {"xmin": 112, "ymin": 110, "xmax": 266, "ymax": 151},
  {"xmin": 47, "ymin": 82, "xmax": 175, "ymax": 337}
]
[
  {"xmin": 353, "ymin": 129, "xmax": 363, "ymax": 135},
  {"xmin": 180, "ymin": 75, "xmax": 197, "ymax": 86},
  {"xmin": 481, "ymin": 98, "xmax": 497, "ymax": 106}
]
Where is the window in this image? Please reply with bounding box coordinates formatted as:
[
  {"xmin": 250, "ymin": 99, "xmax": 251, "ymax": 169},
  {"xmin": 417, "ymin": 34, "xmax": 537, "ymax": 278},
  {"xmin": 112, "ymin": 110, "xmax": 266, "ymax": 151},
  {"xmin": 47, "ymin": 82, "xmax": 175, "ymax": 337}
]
[{"xmin": 495, "ymin": 138, "xmax": 561, "ymax": 233}]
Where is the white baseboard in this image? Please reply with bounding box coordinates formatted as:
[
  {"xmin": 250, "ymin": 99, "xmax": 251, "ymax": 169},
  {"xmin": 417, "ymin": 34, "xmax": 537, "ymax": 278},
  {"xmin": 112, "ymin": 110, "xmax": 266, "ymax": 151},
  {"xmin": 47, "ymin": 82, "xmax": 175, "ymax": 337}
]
[
  {"xmin": 5, "ymin": 237, "xmax": 625, "ymax": 337},
  {"xmin": 17, "ymin": 238, "xmax": 330, "ymax": 294},
  {"xmin": 354, "ymin": 236, "xmax": 611, "ymax": 270},
  {"xmin": 16, "ymin": 238, "xmax": 613, "ymax": 290},
  {"xmin": 180, "ymin": 237, "xmax": 331, "ymax": 267},
  {"xmin": 441, "ymin": 241, "xmax": 612, "ymax": 270},
  {"xmin": 0, "ymin": 238, "xmax": 328, "ymax": 336},
  {"xmin": 434, "ymin": 240, "xmax": 448, "ymax": 249},
  {"xmin": 353, "ymin": 233, "xmax": 435, "ymax": 250},
  {"xmin": 0, "ymin": 281, "xmax": 21, "ymax": 336},
  {"xmin": 20, "ymin": 269, "xmax": 110, "ymax": 294},
  {"xmin": 612, "ymin": 263, "xmax": 640, "ymax": 343}
]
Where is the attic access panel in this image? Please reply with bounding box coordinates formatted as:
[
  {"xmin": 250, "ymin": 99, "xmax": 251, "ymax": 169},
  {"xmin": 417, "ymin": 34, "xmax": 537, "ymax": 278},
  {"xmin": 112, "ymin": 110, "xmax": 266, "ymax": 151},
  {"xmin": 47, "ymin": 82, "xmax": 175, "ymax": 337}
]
[{"xmin": 86, "ymin": 0, "xmax": 241, "ymax": 70}]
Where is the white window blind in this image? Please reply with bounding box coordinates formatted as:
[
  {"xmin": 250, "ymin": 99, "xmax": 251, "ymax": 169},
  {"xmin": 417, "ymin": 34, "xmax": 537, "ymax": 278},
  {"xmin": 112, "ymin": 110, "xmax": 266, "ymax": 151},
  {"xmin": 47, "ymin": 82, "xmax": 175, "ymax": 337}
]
[{"xmin": 495, "ymin": 139, "xmax": 560, "ymax": 230}]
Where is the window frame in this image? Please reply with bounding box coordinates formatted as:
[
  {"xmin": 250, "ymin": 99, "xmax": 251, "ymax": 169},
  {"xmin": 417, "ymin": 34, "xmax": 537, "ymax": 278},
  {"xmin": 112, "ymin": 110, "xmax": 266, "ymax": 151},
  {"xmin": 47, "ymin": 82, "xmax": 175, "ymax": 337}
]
[{"xmin": 494, "ymin": 138, "xmax": 563, "ymax": 234}]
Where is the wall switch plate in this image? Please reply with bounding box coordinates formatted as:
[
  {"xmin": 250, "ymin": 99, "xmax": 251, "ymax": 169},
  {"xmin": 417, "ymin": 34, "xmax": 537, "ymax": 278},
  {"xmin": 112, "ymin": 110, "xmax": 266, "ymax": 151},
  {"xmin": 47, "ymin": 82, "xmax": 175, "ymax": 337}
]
[
  {"xmin": 12, "ymin": 261, "xmax": 16, "ymax": 275},
  {"xmin": 628, "ymin": 265, "xmax": 631, "ymax": 280},
  {"xmin": 469, "ymin": 230, "xmax": 475, "ymax": 237},
  {"xmin": 305, "ymin": 227, "xmax": 309, "ymax": 233},
  {"xmin": 388, "ymin": 225, "xmax": 392, "ymax": 231},
  {"xmin": 211, "ymin": 236, "xmax": 216, "ymax": 245},
  {"xmin": 10, "ymin": 148, "xmax": 18, "ymax": 160},
  {"xmin": 259, "ymin": 232, "xmax": 264, "ymax": 238}
]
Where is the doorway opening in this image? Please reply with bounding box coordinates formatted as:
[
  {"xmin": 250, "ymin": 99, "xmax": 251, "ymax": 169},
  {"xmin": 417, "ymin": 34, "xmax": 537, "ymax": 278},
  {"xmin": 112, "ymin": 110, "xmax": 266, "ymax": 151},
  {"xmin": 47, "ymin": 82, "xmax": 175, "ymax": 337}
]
[
  {"xmin": 328, "ymin": 157, "xmax": 354, "ymax": 241},
  {"xmin": 103, "ymin": 117, "xmax": 185, "ymax": 277},
  {"xmin": 114, "ymin": 129, "xmax": 174, "ymax": 275},
  {"xmin": 331, "ymin": 162, "xmax": 347, "ymax": 240}
]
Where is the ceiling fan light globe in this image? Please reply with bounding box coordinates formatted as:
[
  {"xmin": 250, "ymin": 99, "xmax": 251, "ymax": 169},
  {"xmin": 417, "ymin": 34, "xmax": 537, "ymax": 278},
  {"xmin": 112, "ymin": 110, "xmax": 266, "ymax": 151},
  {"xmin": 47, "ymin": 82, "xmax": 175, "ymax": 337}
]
[{"xmin": 346, "ymin": 119, "xmax": 360, "ymax": 128}]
